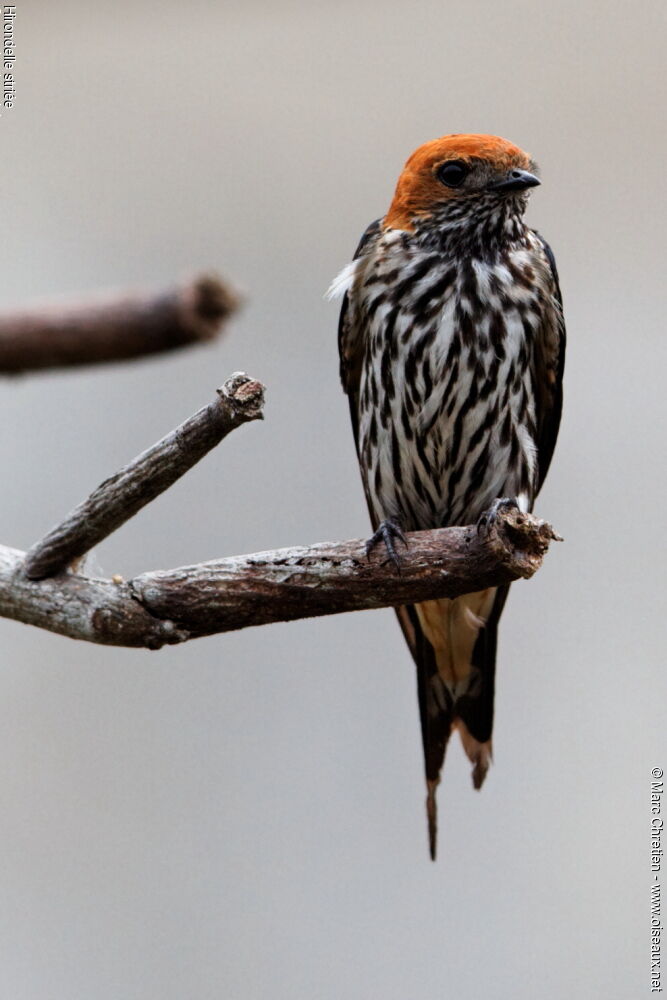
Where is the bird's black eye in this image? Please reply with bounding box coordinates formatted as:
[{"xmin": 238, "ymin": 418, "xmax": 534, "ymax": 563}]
[{"xmin": 436, "ymin": 160, "xmax": 468, "ymax": 188}]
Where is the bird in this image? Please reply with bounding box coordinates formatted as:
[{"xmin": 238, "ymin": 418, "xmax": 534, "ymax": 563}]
[{"xmin": 329, "ymin": 134, "xmax": 565, "ymax": 859}]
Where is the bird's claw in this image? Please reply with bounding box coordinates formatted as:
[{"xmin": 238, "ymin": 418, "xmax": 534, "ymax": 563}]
[
  {"xmin": 476, "ymin": 497, "xmax": 521, "ymax": 536},
  {"xmin": 365, "ymin": 518, "xmax": 407, "ymax": 571}
]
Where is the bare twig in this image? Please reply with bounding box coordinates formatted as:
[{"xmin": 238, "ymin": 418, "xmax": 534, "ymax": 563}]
[
  {"xmin": 23, "ymin": 374, "xmax": 265, "ymax": 580},
  {"xmin": 0, "ymin": 509, "xmax": 560, "ymax": 648},
  {"xmin": 0, "ymin": 274, "xmax": 240, "ymax": 374}
]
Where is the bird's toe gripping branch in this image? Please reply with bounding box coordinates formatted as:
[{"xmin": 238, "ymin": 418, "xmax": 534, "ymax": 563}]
[
  {"xmin": 472, "ymin": 500, "xmax": 562, "ymax": 580},
  {"xmin": 476, "ymin": 497, "xmax": 521, "ymax": 536},
  {"xmin": 365, "ymin": 518, "xmax": 408, "ymax": 572}
]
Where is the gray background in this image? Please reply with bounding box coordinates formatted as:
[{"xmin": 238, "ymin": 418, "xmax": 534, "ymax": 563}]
[{"xmin": 1, "ymin": 2, "xmax": 665, "ymax": 997}]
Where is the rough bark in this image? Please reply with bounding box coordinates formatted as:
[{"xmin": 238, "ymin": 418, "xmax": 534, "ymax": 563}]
[{"xmin": 1, "ymin": 508, "xmax": 560, "ymax": 648}]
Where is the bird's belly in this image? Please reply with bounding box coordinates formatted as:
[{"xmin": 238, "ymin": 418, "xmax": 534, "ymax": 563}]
[{"xmin": 358, "ymin": 297, "xmax": 538, "ymax": 530}]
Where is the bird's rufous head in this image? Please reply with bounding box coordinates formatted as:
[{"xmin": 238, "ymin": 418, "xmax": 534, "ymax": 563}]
[{"xmin": 384, "ymin": 134, "xmax": 539, "ymax": 232}]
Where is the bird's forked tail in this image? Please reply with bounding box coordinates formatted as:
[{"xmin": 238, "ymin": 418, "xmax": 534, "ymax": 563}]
[{"xmin": 398, "ymin": 585, "xmax": 509, "ymax": 859}]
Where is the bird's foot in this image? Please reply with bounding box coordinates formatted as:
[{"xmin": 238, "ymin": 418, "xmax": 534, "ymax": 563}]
[
  {"xmin": 365, "ymin": 518, "xmax": 407, "ymax": 572},
  {"xmin": 476, "ymin": 497, "xmax": 521, "ymax": 536}
]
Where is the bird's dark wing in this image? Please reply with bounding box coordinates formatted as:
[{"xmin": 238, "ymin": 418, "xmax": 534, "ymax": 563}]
[
  {"xmin": 531, "ymin": 231, "xmax": 566, "ymax": 495},
  {"xmin": 457, "ymin": 582, "xmax": 510, "ymax": 769},
  {"xmin": 337, "ymin": 218, "xmax": 382, "ymax": 455}
]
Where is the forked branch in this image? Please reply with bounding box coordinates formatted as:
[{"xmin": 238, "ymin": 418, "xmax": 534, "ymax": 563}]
[{"xmin": 0, "ymin": 506, "xmax": 559, "ymax": 648}]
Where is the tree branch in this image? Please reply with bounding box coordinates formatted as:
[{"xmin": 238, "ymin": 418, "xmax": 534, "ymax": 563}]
[
  {"xmin": 2, "ymin": 358, "xmax": 560, "ymax": 649},
  {"xmin": 0, "ymin": 274, "xmax": 240, "ymax": 374},
  {"xmin": 23, "ymin": 373, "xmax": 265, "ymax": 580},
  {"xmin": 0, "ymin": 508, "xmax": 559, "ymax": 648}
]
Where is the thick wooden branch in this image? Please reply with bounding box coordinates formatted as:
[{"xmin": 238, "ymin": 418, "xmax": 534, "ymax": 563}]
[
  {"xmin": 23, "ymin": 374, "xmax": 265, "ymax": 580},
  {"xmin": 131, "ymin": 509, "xmax": 559, "ymax": 634},
  {"xmin": 0, "ymin": 509, "xmax": 560, "ymax": 648},
  {"xmin": 0, "ymin": 274, "xmax": 240, "ymax": 374}
]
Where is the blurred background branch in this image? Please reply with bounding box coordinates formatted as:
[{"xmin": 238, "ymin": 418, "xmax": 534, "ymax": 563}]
[{"xmin": 0, "ymin": 274, "xmax": 240, "ymax": 374}]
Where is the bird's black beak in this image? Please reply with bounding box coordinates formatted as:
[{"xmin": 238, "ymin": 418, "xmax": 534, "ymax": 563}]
[{"xmin": 489, "ymin": 169, "xmax": 541, "ymax": 193}]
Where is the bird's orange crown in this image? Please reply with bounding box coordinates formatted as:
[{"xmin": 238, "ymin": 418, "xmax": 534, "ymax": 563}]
[{"xmin": 385, "ymin": 134, "xmax": 534, "ymax": 231}]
